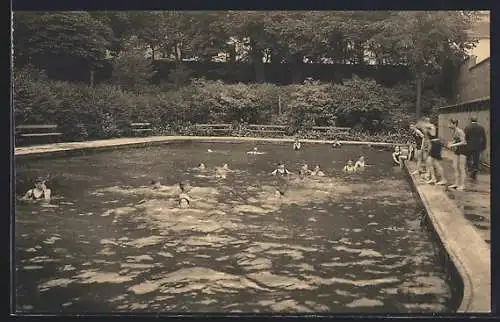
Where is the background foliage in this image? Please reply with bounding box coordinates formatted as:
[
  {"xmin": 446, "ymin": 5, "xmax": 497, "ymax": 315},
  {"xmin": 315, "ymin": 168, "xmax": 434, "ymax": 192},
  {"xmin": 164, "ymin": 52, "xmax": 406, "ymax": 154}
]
[{"xmin": 14, "ymin": 65, "xmax": 446, "ymax": 141}]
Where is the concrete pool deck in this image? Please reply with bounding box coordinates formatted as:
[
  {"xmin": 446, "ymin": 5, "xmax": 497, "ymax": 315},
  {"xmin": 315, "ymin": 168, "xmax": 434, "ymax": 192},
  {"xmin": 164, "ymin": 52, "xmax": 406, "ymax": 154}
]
[{"xmin": 14, "ymin": 136, "xmax": 491, "ymax": 313}]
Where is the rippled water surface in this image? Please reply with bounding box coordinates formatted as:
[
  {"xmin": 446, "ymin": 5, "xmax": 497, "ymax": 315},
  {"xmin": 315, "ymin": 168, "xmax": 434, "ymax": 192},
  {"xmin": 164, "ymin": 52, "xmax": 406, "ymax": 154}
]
[{"xmin": 15, "ymin": 142, "xmax": 453, "ymax": 313}]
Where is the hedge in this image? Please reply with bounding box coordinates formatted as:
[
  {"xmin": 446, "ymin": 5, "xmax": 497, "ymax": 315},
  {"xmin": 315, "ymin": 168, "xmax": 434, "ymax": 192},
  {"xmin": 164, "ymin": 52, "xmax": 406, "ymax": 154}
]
[{"xmin": 14, "ymin": 66, "xmax": 448, "ymax": 142}]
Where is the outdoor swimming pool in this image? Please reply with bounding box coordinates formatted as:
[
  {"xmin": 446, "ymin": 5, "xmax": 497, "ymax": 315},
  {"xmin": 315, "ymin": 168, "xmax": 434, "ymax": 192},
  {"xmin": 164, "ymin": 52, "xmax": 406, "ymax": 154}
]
[{"xmin": 15, "ymin": 142, "xmax": 454, "ymax": 313}]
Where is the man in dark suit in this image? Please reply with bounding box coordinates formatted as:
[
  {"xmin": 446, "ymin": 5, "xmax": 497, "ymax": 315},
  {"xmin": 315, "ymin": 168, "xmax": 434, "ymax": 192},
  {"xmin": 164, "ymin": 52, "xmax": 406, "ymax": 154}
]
[{"xmin": 464, "ymin": 116, "xmax": 487, "ymax": 180}]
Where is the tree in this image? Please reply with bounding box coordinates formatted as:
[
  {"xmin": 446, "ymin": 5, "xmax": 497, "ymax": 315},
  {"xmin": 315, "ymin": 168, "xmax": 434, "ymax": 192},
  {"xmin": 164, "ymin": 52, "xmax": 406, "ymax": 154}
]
[
  {"xmin": 14, "ymin": 12, "xmax": 114, "ymax": 72},
  {"xmin": 88, "ymin": 11, "xmax": 133, "ymax": 57},
  {"xmin": 369, "ymin": 11, "xmax": 478, "ymax": 117},
  {"xmin": 111, "ymin": 41, "xmax": 154, "ymax": 92}
]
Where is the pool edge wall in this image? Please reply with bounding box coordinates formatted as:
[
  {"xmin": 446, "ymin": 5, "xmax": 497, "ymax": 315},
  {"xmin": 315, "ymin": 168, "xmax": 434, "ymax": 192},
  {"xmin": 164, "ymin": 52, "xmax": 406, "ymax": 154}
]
[
  {"xmin": 403, "ymin": 164, "xmax": 491, "ymax": 313},
  {"xmin": 14, "ymin": 136, "xmax": 491, "ymax": 313}
]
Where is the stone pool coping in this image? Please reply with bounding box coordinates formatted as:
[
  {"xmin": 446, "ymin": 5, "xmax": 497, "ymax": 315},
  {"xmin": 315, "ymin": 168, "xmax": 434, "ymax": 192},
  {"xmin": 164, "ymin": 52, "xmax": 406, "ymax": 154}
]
[
  {"xmin": 405, "ymin": 165, "xmax": 491, "ymax": 313},
  {"xmin": 14, "ymin": 135, "xmax": 396, "ymax": 157},
  {"xmin": 14, "ymin": 135, "xmax": 490, "ymax": 313}
]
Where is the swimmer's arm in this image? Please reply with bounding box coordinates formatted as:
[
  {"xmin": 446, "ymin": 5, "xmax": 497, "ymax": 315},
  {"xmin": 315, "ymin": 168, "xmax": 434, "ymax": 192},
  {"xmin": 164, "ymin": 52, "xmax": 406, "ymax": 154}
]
[
  {"xmin": 413, "ymin": 128, "xmax": 425, "ymax": 138},
  {"xmin": 43, "ymin": 189, "xmax": 51, "ymax": 201},
  {"xmin": 271, "ymin": 170, "xmax": 277, "ymax": 175},
  {"xmin": 21, "ymin": 189, "xmax": 33, "ymax": 200}
]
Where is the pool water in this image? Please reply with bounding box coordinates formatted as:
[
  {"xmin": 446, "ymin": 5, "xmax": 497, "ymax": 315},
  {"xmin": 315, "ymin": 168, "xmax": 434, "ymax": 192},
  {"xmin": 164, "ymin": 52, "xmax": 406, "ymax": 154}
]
[{"xmin": 15, "ymin": 142, "xmax": 453, "ymax": 313}]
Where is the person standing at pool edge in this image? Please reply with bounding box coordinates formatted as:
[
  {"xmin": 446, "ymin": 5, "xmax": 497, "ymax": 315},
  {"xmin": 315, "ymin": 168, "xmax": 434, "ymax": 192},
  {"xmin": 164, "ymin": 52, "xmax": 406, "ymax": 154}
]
[
  {"xmin": 423, "ymin": 119, "xmax": 447, "ymax": 185},
  {"xmin": 464, "ymin": 116, "xmax": 487, "ymax": 181},
  {"xmin": 447, "ymin": 119, "xmax": 467, "ymax": 191},
  {"xmin": 410, "ymin": 123, "xmax": 425, "ymax": 175}
]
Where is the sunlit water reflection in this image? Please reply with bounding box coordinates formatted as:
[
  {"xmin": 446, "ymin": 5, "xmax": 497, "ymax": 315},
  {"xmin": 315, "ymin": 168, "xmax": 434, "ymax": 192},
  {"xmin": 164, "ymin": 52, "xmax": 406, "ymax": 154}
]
[{"xmin": 15, "ymin": 143, "xmax": 452, "ymax": 313}]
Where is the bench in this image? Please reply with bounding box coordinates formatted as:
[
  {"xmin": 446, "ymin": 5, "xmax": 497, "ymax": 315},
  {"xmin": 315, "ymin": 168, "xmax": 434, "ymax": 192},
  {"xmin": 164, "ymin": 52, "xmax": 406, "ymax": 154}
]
[
  {"xmin": 312, "ymin": 126, "xmax": 351, "ymax": 133},
  {"xmin": 15, "ymin": 124, "xmax": 62, "ymax": 145},
  {"xmin": 130, "ymin": 122, "xmax": 153, "ymax": 136},
  {"xmin": 247, "ymin": 124, "xmax": 287, "ymax": 136},
  {"xmin": 195, "ymin": 124, "xmax": 232, "ymax": 134}
]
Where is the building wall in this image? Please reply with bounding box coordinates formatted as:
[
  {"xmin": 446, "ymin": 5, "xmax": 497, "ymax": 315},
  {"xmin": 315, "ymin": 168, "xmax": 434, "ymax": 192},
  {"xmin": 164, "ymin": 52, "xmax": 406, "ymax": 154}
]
[
  {"xmin": 438, "ymin": 99, "xmax": 490, "ymax": 166},
  {"xmin": 469, "ymin": 38, "xmax": 490, "ymax": 64},
  {"xmin": 454, "ymin": 57, "xmax": 490, "ymax": 104}
]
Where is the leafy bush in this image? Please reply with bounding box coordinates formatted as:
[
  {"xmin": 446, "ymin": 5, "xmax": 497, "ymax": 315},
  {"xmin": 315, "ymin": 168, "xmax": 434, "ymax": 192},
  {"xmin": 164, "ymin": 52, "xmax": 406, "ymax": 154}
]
[{"xmin": 14, "ymin": 66, "xmax": 449, "ymax": 143}]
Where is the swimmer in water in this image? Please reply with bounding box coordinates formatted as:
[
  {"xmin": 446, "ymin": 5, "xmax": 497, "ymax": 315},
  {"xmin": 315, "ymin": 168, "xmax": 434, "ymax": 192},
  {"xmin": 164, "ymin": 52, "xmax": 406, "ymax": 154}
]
[
  {"xmin": 178, "ymin": 192, "xmax": 191, "ymax": 209},
  {"xmin": 311, "ymin": 164, "xmax": 325, "ymax": 177},
  {"xmin": 271, "ymin": 162, "xmax": 292, "ymax": 176},
  {"xmin": 299, "ymin": 164, "xmax": 312, "ymax": 177},
  {"xmin": 207, "ymin": 149, "xmax": 214, "ymax": 153},
  {"xmin": 179, "ymin": 180, "xmax": 192, "ymax": 193},
  {"xmin": 392, "ymin": 146, "xmax": 401, "ymax": 166},
  {"xmin": 355, "ymin": 156, "xmax": 365, "ymax": 170},
  {"xmin": 247, "ymin": 147, "xmax": 259, "ymax": 155},
  {"xmin": 332, "ymin": 140, "xmax": 341, "ymax": 148},
  {"xmin": 150, "ymin": 180, "xmax": 162, "ymax": 190},
  {"xmin": 343, "ymin": 160, "xmax": 356, "ymax": 173},
  {"xmin": 392, "ymin": 146, "xmax": 408, "ymax": 168},
  {"xmin": 215, "ymin": 163, "xmax": 229, "ymax": 178},
  {"xmin": 21, "ymin": 177, "xmax": 51, "ymax": 201},
  {"xmin": 275, "ymin": 187, "xmax": 286, "ymax": 200},
  {"xmin": 293, "ymin": 137, "xmax": 302, "ymax": 151}
]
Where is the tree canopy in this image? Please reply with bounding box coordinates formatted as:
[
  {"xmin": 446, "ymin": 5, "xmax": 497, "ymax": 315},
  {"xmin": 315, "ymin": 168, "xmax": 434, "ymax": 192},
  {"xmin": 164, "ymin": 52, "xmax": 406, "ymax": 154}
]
[{"xmin": 14, "ymin": 11, "xmax": 479, "ymax": 113}]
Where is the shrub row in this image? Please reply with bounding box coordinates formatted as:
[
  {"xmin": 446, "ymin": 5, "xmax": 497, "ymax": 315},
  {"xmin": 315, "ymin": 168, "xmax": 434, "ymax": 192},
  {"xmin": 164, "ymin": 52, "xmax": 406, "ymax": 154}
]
[{"xmin": 14, "ymin": 66, "xmax": 448, "ymax": 142}]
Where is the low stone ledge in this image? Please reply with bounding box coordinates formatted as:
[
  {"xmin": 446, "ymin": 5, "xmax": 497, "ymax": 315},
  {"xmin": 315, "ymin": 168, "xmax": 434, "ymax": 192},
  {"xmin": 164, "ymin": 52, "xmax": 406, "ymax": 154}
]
[{"xmin": 405, "ymin": 164, "xmax": 491, "ymax": 313}]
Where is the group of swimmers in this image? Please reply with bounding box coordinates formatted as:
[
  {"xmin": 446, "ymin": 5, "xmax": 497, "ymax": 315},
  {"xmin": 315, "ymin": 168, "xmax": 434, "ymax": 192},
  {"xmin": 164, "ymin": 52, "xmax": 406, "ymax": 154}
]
[{"xmin": 19, "ymin": 137, "xmax": 356, "ymax": 206}]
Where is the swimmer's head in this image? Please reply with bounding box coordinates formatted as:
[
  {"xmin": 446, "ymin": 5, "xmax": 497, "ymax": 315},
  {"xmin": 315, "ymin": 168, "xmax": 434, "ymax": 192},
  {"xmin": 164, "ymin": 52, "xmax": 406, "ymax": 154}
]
[
  {"xmin": 151, "ymin": 180, "xmax": 161, "ymax": 188},
  {"xmin": 314, "ymin": 164, "xmax": 321, "ymax": 171},
  {"xmin": 198, "ymin": 163, "xmax": 206, "ymax": 169},
  {"xmin": 34, "ymin": 177, "xmax": 47, "ymax": 190},
  {"xmin": 358, "ymin": 156, "xmax": 365, "ymax": 162},
  {"xmin": 301, "ymin": 163, "xmax": 308, "ymax": 170},
  {"xmin": 253, "ymin": 147, "xmax": 258, "ymax": 151},
  {"xmin": 179, "ymin": 197, "xmax": 190, "ymax": 208},
  {"xmin": 295, "ymin": 136, "xmax": 300, "ymax": 142},
  {"xmin": 394, "ymin": 146, "xmax": 400, "ymax": 152},
  {"xmin": 277, "ymin": 162, "xmax": 285, "ymax": 170},
  {"xmin": 222, "ymin": 163, "xmax": 229, "ymax": 170},
  {"xmin": 347, "ymin": 160, "xmax": 353, "ymax": 166},
  {"xmin": 179, "ymin": 180, "xmax": 191, "ymax": 193}
]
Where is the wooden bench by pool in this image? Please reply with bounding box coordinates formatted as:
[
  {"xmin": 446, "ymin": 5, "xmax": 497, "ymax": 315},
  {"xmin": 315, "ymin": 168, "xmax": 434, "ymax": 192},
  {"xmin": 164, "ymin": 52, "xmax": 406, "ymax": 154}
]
[
  {"xmin": 195, "ymin": 124, "xmax": 232, "ymax": 134},
  {"xmin": 312, "ymin": 126, "xmax": 351, "ymax": 133},
  {"xmin": 15, "ymin": 124, "xmax": 62, "ymax": 145},
  {"xmin": 247, "ymin": 124, "xmax": 287, "ymax": 136},
  {"xmin": 130, "ymin": 123, "xmax": 153, "ymax": 136}
]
